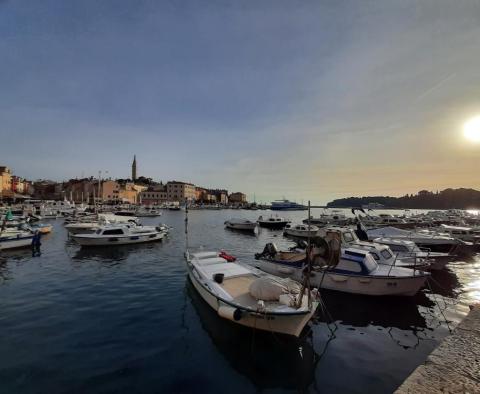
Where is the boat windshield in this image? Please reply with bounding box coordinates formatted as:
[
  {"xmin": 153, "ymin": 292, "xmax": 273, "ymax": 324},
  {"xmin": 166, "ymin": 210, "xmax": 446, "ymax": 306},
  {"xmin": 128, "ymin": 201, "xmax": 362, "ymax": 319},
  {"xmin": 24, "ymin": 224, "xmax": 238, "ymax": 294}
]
[{"xmin": 380, "ymin": 249, "xmax": 393, "ymax": 259}]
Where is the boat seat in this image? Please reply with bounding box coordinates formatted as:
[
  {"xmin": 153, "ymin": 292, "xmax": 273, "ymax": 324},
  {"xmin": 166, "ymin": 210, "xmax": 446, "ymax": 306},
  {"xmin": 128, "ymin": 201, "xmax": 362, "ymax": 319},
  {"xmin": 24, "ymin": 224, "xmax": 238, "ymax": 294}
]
[
  {"xmin": 192, "ymin": 251, "xmax": 218, "ymax": 260},
  {"xmin": 199, "ymin": 264, "xmax": 251, "ymax": 279},
  {"xmin": 195, "ymin": 257, "xmax": 226, "ymax": 266}
]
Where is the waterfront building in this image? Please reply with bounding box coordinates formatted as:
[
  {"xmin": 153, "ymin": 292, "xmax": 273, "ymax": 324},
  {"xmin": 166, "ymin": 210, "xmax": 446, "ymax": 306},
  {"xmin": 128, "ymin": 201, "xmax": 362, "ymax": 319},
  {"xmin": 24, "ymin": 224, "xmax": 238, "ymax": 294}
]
[
  {"xmin": 167, "ymin": 181, "xmax": 196, "ymax": 202},
  {"xmin": 140, "ymin": 183, "xmax": 167, "ymax": 205},
  {"xmin": 208, "ymin": 189, "xmax": 229, "ymax": 205},
  {"xmin": 229, "ymin": 192, "xmax": 247, "ymax": 204},
  {"xmin": 0, "ymin": 166, "xmax": 12, "ymax": 199}
]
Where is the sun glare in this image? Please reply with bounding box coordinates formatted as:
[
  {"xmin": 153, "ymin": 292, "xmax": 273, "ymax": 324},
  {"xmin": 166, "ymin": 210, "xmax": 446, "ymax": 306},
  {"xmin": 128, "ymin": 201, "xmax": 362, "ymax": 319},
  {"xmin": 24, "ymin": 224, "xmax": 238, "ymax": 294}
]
[{"xmin": 463, "ymin": 116, "xmax": 480, "ymax": 142}]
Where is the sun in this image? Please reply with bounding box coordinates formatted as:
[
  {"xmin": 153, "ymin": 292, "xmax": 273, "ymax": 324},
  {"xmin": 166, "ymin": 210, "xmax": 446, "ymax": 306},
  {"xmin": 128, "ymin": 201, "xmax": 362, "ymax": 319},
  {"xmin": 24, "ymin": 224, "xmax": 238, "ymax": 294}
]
[{"xmin": 463, "ymin": 116, "xmax": 480, "ymax": 142}]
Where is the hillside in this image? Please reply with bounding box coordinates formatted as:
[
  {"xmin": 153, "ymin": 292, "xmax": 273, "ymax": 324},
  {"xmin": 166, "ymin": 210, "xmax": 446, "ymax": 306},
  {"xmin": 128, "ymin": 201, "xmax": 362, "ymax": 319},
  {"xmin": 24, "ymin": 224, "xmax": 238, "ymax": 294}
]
[{"xmin": 326, "ymin": 188, "xmax": 480, "ymax": 209}]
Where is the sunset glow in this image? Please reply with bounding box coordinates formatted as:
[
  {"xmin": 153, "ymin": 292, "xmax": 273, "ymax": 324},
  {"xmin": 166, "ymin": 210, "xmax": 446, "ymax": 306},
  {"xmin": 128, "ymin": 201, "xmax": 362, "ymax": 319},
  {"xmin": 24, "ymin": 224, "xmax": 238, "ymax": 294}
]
[{"xmin": 464, "ymin": 116, "xmax": 480, "ymax": 143}]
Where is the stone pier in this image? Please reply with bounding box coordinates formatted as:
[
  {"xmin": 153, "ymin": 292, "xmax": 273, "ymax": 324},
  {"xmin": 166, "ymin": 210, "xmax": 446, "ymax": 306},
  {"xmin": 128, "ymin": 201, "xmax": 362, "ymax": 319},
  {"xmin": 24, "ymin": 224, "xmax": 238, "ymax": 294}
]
[{"xmin": 395, "ymin": 304, "xmax": 480, "ymax": 393}]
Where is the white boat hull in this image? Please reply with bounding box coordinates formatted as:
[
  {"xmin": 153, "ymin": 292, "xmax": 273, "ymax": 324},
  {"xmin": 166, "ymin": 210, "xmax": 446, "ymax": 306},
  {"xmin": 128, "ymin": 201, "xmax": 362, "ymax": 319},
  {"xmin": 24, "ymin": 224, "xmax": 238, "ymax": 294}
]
[
  {"xmin": 284, "ymin": 229, "xmax": 319, "ymax": 238},
  {"xmin": 188, "ymin": 268, "xmax": 316, "ymax": 337},
  {"xmin": 72, "ymin": 232, "xmax": 165, "ymax": 246},
  {"xmin": 255, "ymin": 260, "xmax": 428, "ymax": 297},
  {"xmin": 225, "ymin": 222, "xmax": 257, "ymax": 232},
  {"xmin": 0, "ymin": 235, "xmax": 34, "ymax": 250}
]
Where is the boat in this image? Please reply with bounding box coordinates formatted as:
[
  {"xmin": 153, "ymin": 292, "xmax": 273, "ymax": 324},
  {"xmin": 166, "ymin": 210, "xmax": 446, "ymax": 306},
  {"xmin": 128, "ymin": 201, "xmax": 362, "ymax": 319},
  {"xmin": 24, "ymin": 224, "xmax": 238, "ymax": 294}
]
[
  {"xmin": 65, "ymin": 213, "xmax": 139, "ymax": 235},
  {"xmin": 270, "ymin": 199, "xmax": 307, "ymax": 211},
  {"xmin": 254, "ymin": 243, "xmax": 430, "ymax": 297},
  {"xmin": 366, "ymin": 226, "xmax": 475, "ymax": 255},
  {"xmin": 436, "ymin": 224, "xmax": 480, "ymax": 244},
  {"xmin": 302, "ymin": 210, "xmax": 349, "ymax": 226},
  {"xmin": 284, "ymin": 223, "xmax": 320, "ymax": 238},
  {"xmin": 372, "ymin": 237, "xmax": 450, "ymax": 270},
  {"xmin": 257, "ymin": 215, "xmax": 290, "ymax": 229},
  {"xmin": 70, "ymin": 224, "xmax": 167, "ymax": 246},
  {"xmin": 224, "ymin": 218, "xmax": 257, "ymax": 232},
  {"xmin": 185, "ymin": 250, "xmax": 319, "ymax": 337},
  {"xmin": 0, "ymin": 231, "xmax": 34, "ymax": 250},
  {"xmin": 316, "ymin": 226, "xmax": 431, "ymax": 270},
  {"xmin": 30, "ymin": 223, "xmax": 53, "ymax": 234}
]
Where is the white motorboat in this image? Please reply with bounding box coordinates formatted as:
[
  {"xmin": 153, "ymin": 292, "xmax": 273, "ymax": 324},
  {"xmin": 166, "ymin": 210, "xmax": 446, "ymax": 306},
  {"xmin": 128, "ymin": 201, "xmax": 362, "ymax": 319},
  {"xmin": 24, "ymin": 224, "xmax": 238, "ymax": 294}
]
[
  {"xmin": 367, "ymin": 226, "xmax": 475, "ymax": 255},
  {"xmin": 373, "ymin": 237, "xmax": 450, "ymax": 270},
  {"xmin": 257, "ymin": 215, "xmax": 290, "ymax": 229},
  {"xmin": 0, "ymin": 231, "xmax": 34, "ymax": 250},
  {"xmin": 254, "ymin": 244, "xmax": 430, "ymax": 297},
  {"xmin": 284, "ymin": 223, "xmax": 320, "ymax": 238},
  {"xmin": 437, "ymin": 224, "xmax": 480, "ymax": 244},
  {"xmin": 302, "ymin": 210, "xmax": 349, "ymax": 226},
  {"xmin": 64, "ymin": 213, "xmax": 139, "ymax": 235},
  {"xmin": 186, "ymin": 250, "xmax": 319, "ymax": 337},
  {"xmin": 317, "ymin": 227, "xmax": 430, "ymax": 270},
  {"xmin": 71, "ymin": 224, "xmax": 167, "ymax": 246},
  {"xmin": 224, "ymin": 219, "xmax": 257, "ymax": 232}
]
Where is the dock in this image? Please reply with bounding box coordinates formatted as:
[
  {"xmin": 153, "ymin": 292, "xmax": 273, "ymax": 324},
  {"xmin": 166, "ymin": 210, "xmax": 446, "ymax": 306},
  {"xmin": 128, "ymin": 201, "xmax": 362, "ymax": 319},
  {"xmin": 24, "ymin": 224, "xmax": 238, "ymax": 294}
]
[{"xmin": 395, "ymin": 304, "xmax": 480, "ymax": 393}]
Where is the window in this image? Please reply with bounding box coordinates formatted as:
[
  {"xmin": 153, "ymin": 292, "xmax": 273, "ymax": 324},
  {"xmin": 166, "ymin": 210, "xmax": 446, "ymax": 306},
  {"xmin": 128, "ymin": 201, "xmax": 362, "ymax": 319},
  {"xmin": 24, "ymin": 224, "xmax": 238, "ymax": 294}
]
[
  {"xmin": 102, "ymin": 229, "xmax": 124, "ymax": 235},
  {"xmin": 388, "ymin": 244, "xmax": 408, "ymax": 252},
  {"xmin": 381, "ymin": 249, "xmax": 393, "ymax": 259},
  {"xmin": 343, "ymin": 232, "xmax": 354, "ymax": 242},
  {"xmin": 370, "ymin": 252, "xmax": 380, "ymax": 260}
]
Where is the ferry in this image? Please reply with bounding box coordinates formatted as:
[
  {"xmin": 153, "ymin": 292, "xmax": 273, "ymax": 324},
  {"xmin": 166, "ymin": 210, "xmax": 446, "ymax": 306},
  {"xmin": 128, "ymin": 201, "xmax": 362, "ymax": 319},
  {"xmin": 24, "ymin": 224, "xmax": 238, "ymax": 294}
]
[{"xmin": 270, "ymin": 199, "xmax": 307, "ymax": 211}]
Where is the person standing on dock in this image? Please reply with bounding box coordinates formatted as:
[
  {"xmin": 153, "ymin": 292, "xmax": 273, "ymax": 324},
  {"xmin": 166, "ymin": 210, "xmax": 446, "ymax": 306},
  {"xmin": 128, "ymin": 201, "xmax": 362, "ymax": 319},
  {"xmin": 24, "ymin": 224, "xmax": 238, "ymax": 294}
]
[{"xmin": 31, "ymin": 230, "xmax": 42, "ymax": 257}]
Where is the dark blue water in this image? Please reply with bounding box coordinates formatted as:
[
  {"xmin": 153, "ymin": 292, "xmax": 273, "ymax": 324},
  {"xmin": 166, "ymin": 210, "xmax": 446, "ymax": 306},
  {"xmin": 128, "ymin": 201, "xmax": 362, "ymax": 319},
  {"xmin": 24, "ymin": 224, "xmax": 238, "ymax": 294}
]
[{"xmin": 0, "ymin": 209, "xmax": 478, "ymax": 393}]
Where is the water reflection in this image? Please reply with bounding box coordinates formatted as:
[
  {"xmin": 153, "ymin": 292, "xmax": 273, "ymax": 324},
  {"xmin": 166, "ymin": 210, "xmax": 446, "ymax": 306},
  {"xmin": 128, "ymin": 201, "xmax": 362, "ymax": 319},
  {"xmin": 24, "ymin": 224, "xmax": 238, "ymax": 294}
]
[
  {"xmin": 318, "ymin": 291, "xmax": 428, "ymax": 330},
  {"xmin": 68, "ymin": 242, "xmax": 165, "ymax": 263},
  {"xmin": 186, "ymin": 279, "xmax": 320, "ymax": 391}
]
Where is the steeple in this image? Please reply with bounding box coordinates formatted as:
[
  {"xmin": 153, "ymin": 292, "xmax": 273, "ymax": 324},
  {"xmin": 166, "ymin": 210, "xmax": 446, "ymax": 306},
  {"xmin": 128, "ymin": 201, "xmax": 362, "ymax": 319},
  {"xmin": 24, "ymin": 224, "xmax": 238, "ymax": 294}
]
[{"xmin": 132, "ymin": 155, "xmax": 137, "ymax": 181}]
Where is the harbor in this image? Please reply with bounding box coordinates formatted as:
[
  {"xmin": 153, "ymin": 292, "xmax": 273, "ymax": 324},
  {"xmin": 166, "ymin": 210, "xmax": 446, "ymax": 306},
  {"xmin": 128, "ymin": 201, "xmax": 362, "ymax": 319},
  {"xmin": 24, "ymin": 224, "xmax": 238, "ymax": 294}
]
[{"xmin": 1, "ymin": 206, "xmax": 479, "ymax": 393}]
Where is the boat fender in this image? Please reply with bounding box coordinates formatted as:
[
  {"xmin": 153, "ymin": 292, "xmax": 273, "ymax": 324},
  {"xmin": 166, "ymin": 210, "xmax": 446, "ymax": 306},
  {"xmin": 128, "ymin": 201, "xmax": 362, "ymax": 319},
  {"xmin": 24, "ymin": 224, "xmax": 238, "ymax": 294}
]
[{"xmin": 218, "ymin": 306, "xmax": 242, "ymax": 321}]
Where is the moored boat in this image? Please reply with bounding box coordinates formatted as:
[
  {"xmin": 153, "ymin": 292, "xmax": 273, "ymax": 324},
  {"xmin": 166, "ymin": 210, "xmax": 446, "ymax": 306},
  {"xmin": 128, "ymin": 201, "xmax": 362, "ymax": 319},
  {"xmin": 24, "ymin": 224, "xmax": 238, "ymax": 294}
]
[
  {"xmin": 71, "ymin": 224, "xmax": 167, "ymax": 246},
  {"xmin": 254, "ymin": 243, "xmax": 430, "ymax": 296},
  {"xmin": 224, "ymin": 218, "xmax": 257, "ymax": 232},
  {"xmin": 185, "ymin": 250, "xmax": 319, "ymax": 337},
  {"xmin": 257, "ymin": 215, "xmax": 290, "ymax": 229},
  {"xmin": 284, "ymin": 223, "xmax": 320, "ymax": 238}
]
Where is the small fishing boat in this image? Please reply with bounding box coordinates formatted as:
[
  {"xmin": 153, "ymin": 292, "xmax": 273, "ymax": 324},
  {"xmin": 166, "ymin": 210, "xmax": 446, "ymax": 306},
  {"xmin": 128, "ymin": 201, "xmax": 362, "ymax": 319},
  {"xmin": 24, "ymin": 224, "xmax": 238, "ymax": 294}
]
[
  {"xmin": 284, "ymin": 223, "xmax": 319, "ymax": 238},
  {"xmin": 185, "ymin": 250, "xmax": 319, "ymax": 337},
  {"xmin": 224, "ymin": 218, "xmax": 257, "ymax": 232},
  {"xmin": 71, "ymin": 224, "xmax": 167, "ymax": 246},
  {"xmin": 254, "ymin": 243, "xmax": 430, "ymax": 296},
  {"xmin": 257, "ymin": 215, "xmax": 290, "ymax": 229}
]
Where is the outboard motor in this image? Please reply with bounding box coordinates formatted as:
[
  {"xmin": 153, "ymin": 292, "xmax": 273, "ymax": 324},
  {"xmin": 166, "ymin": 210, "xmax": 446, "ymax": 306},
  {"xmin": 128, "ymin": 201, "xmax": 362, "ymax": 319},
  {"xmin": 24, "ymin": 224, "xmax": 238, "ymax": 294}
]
[{"xmin": 255, "ymin": 243, "xmax": 278, "ymax": 259}]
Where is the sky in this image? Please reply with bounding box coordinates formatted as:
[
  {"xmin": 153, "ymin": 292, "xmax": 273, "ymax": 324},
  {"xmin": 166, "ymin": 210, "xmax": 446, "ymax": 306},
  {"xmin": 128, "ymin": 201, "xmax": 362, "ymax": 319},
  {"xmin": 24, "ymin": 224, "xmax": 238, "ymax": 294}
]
[{"xmin": 1, "ymin": 0, "xmax": 480, "ymax": 204}]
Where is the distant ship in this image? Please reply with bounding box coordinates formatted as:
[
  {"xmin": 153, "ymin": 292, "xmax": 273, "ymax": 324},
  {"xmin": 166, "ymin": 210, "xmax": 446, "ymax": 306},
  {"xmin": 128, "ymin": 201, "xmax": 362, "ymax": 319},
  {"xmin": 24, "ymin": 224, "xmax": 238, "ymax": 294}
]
[{"xmin": 270, "ymin": 199, "xmax": 307, "ymax": 211}]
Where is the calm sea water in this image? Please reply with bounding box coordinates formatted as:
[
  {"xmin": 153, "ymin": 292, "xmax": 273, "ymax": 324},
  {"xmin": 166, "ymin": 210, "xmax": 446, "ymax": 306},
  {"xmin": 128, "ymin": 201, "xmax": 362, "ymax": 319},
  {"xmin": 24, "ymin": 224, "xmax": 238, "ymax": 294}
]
[{"xmin": 0, "ymin": 209, "xmax": 478, "ymax": 394}]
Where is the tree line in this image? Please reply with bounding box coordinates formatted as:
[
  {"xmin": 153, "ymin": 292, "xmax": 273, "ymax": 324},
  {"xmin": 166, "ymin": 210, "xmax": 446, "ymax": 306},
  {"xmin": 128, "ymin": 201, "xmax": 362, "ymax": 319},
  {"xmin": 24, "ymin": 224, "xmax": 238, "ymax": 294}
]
[{"xmin": 326, "ymin": 188, "xmax": 480, "ymax": 209}]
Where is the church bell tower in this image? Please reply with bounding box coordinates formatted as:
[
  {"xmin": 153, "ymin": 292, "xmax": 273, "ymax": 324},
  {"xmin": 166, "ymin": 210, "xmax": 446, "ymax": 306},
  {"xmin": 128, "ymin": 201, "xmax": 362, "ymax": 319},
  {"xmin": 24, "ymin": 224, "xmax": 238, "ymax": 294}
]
[{"xmin": 132, "ymin": 155, "xmax": 137, "ymax": 181}]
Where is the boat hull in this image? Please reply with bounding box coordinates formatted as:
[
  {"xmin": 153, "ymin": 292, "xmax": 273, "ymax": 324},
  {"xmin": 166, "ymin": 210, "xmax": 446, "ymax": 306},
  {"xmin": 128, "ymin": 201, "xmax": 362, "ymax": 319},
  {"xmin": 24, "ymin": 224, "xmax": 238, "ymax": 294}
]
[
  {"xmin": 0, "ymin": 235, "xmax": 34, "ymax": 250},
  {"xmin": 225, "ymin": 222, "xmax": 256, "ymax": 232},
  {"xmin": 255, "ymin": 260, "xmax": 428, "ymax": 297},
  {"xmin": 187, "ymin": 266, "xmax": 316, "ymax": 337},
  {"xmin": 258, "ymin": 221, "xmax": 289, "ymax": 229},
  {"xmin": 72, "ymin": 232, "xmax": 165, "ymax": 246}
]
